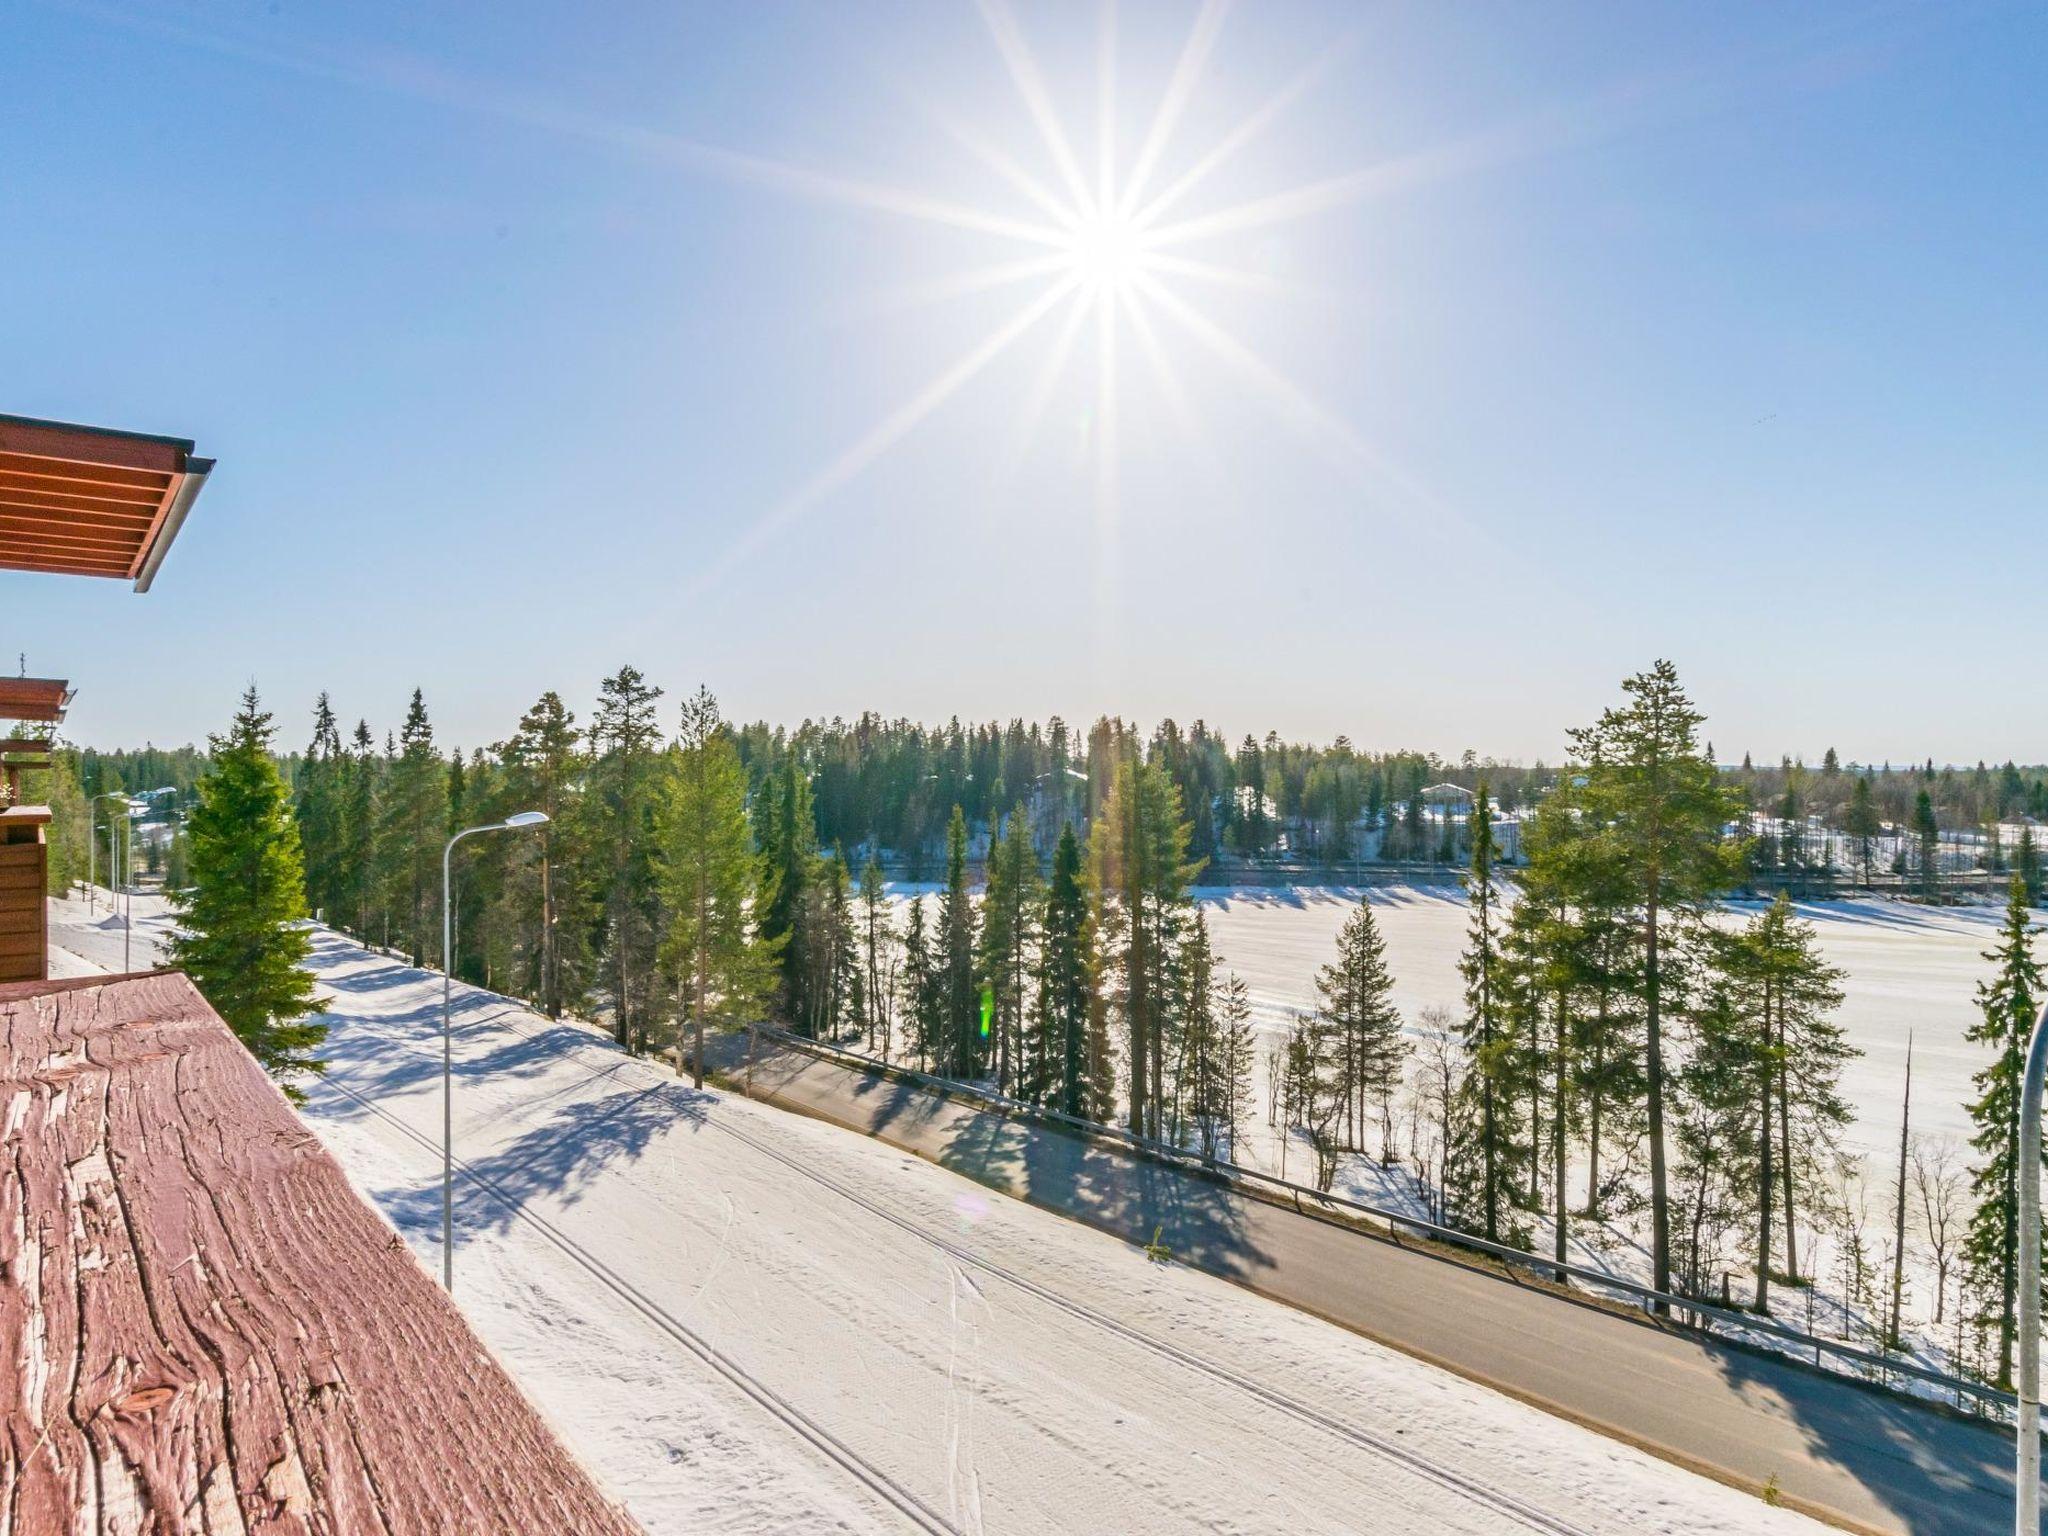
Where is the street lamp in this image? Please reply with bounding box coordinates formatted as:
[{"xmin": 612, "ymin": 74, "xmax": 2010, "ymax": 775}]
[
  {"xmin": 117, "ymin": 799, "xmax": 143, "ymax": 972},
  {"xmin": 2017, "ymin": 1001, "xmax": 2048, "ymax": 1534},
  {"xmin": 440, "ymin": 810, "xmax": 549, "ymax": 1291},
  {"xmin": 89, "ymin": 792, "xmax": 128, "ymax": 923}
]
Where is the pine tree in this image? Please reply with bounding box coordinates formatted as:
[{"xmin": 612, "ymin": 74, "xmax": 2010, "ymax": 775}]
[
  {"xmin": 590, "ymin": 665, "xmax": 664, "ymax": 1050},
  {"xmin": 857, "ymin": 854, "xmax": 894, "ymax": 1055},
  {"xmin": 168, "ymin": 688, "xmax": 324, "ymax": 1099},
  {"xmin": 499, "ymin": 690, "xmax": 586, "ymax": 1017},
  {"xmin": 656, "ymin": 686, "xmax": 783, "ymax": 1088},
  {"xmin": 1088, "ymin": 757, "xmax": 1202, "ymax": 1138},
  {"xmin": 1963, "ymin": 878, "xmax": 2044, "ymax": 1387},
  {"xmin": 1563, "ymin": 660, "xmax": 1744, "ymax": 1301}
]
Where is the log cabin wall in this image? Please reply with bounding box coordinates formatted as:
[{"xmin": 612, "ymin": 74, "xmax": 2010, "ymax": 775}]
[{"xmin": 0, "ymin": 805, "xmax": 48, "ymax": 983}]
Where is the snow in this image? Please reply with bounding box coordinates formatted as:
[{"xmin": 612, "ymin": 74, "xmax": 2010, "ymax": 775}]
[
  {"xmin": 871, "ymin": 882, "xmax": 2015, "ymax": 1382},
  {"xmin": 46, "ymin": 890, "xmax": 1820, "ymax": 1534},
  {"xmin": 1191, "ymin": 885, "xmax": 2010, "ymax": 1160}
]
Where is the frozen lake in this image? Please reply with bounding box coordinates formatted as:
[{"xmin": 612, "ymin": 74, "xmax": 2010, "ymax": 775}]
[{"xmin": 1196, "ymin": 886, "xmax": 2013, "ymax": 1161}]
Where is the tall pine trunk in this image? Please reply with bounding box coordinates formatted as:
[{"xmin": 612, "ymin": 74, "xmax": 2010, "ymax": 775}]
[
  {"xmin": 1756, "ymin": 975, "xmax": 1775, "ymax": 1312},
  {"xmin": 1552, "ymin": 987, "xmax": 1570, "ymax": 1271},
  {"xmin": 1778, "ymin": 1051, "xmax": 1799, "ymax": 1281},
  {"xmin": 1645, "ymin": 890, "xmax": 1672, "ymax": 1303}
]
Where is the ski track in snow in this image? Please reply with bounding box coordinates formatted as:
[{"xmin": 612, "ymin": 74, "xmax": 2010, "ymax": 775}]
[{"xmin": 48, "ymin": 892, "xmax": 1828, "ymax": 1534}]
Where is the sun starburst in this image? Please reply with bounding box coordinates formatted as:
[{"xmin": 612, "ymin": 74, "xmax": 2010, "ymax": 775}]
[{"xmin": 686, "ymin": 0, "xmax": 1460, "ymax": 599}]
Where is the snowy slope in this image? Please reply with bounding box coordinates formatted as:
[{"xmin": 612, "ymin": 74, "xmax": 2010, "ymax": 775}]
[{"xmin": 47, "ymin": 894, "xmax": 1821, "ymax": 1534}]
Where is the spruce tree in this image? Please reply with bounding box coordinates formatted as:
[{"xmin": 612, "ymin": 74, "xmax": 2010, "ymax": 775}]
[
  {"xmin": 901, "ymin": 894, "xmax": 936, "ymax": 1071},
  {"xmin": 1718, "ymin": 895, "xmax": 1851, "ymax": 1309},
  {"xmin": 756, "ymin": 756, "xmax": 818, "ymax": 1025},
  {"xmin": 2018, "ymin": 826, "xmax": 2043, "ymax": 908},
  {"xmin": 295, "ymin": 692, "xmax": 346, "ymax": 921},
  {"xmin": 1455, "ymin": 778, "xmax": 1522, "ymax": 1240},
  {"xmin": 169, "ymin": 688, "xmax": 324, "ymax": 1099},
  {"xmin": 1030, "ymin": 823, "xmax": 1091, "ymax": 1114},
  {"xmin": 1963, "ymin": 878, "xmax": 2044, "ymax": 1387},
  {"xmin": 376, "ymin": 688, "xmax": 447, "ymax": 966},
  {"xmin": 978, "ymin": 801, "xmax": 1040, "ymax": 1093},
  {"xmin": 1174, "ymin": 907, "xmax": 1220, "ymax": 1151},
  {"xmin": 1912, "ymin": 790, "xmax": 1940, "ymax": 902},
  {"xmin": 1217, "ymin": 971, "xmax": 1258, "ymax": 1159},
  {"xmin": 1315, "ymin": 900, "xmax": 1406, "ymax": 1159},
  {"xmin": 1845, "ymin": 774, "xmax": 1881, "ymax": 888},
  {"xmin": 1673, "ymin": 977, "xmax": 1756, "ymax": 1298},
  {"xmin": 936, "ymin": 806, "xmax": 980, "ymax": 1075},
  {"xmin": 339, "ymin": 720, "xmax": 378, "ymax": 938}
]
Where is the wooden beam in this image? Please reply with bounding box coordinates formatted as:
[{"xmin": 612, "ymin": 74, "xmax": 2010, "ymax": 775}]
[
  {"xmin": 0, "ymin": 518, "xmax": 148, "ymax": 554},
  {"xmin": 0, "ymin": 526, "xmax": 140, "ymax": 559},
  {"xmin": 0, "ymin": 418, "xmax": 186, "ymax": 475},
  {"xmin": 0, "ymin": 552, "xmax": 135, "ymax": 579},
  {"xmin": 0, "ymin": 474, "xmax": 167, "ymax": 513},
  {"xmin": 0, "ymin": 452, "xmax": 174, "ymax": 497}
]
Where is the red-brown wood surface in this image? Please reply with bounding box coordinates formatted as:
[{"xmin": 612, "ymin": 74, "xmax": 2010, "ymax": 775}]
[{"xmin": 0, "ymin": 971, "xmax": 643, "ymax": 1535}]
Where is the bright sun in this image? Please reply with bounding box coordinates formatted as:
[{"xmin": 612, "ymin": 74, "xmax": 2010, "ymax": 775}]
[
  {"xmin": 1064, "ymin": 213, "xmax": 1147, "ymax": 294},
  {"xmin": 693, "ymin": 0, "xmax": 1408, "ymax": 596}
]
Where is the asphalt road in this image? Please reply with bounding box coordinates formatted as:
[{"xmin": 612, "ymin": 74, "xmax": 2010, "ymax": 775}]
[{"xmin": 717, "ymin": 1034, "xmax": 2025, "ymax": 1536}]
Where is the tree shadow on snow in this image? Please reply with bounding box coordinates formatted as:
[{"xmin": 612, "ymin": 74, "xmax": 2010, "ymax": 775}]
[{"xmin": 369, "ymin": 1072, "xmax": 712, "ymax": 1244}]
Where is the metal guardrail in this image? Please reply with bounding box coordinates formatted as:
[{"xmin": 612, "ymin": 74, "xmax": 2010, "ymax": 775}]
[{"xmin": 748, "ymin": 1022, "xmax": 2016, "ymax": 1419}]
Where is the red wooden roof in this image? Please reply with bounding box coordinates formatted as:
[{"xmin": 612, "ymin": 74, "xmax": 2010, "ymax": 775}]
[
  {"xmin": 0, "ymin": 676, "xmax": 72, "ymax": 724},
  {"xmin": 0, "ymin": 971, "xmax": 643, "ymax": 1535},
  {"xmin": 0, "ymin": 414, "xmax": 212, "ymax": 591}
]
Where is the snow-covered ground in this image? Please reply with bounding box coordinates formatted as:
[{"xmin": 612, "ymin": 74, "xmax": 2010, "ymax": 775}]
[
  {"xmin": 46, "ymin": 892, "xmax": 1819, "ymax": 1534},
  {"xmin": 872, "ymin": 882, "xmax": 2014, "ymax": 1380}
]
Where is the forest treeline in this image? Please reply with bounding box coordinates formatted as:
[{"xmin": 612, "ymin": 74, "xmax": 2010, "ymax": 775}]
[{"xmin": 22, "ymin": 663, "xmax": 2048, "ymax": 1388}]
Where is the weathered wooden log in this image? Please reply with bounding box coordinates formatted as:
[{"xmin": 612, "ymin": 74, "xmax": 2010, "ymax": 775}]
[{"xmin": 0, "ymin": 970, "xmax": 642, "ymax": 1535}]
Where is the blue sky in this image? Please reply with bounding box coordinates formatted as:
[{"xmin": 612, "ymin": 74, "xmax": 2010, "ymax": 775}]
[{"xmin": 5, "ymin": 1, "xmax": 2043, "ymax": 763}]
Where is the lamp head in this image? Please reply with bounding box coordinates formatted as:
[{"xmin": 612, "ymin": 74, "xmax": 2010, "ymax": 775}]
[{"xmin": 503, "ymin": 810, "xmax": 550, "ymax": 829}]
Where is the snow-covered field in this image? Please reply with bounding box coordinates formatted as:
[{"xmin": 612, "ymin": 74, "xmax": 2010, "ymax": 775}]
[{"xmin": 47, "ymin": 892, "xmax": 1819, "ymax": 1534}]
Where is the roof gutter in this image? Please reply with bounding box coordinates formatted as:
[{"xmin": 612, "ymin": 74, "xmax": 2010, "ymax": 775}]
[{"xmin": 133, "ymin": 456, "xmax": 212, "ymax": 594}]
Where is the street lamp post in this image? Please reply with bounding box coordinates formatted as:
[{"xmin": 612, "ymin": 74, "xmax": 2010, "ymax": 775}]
[
  {"xmin": 2018, "ymin": 1002, "xmax": 2048, "ymax": 1535},
  {"xmin": 440, "ymin": 810, "xmax": 549, "ymax": 1292},
  {"xmin": 119, "ymin": 802, "xmax": 139, "ymax": 972},
  {"xmin": 89, "ymin": 792, "xmax": 129, "ymax": 926}
]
